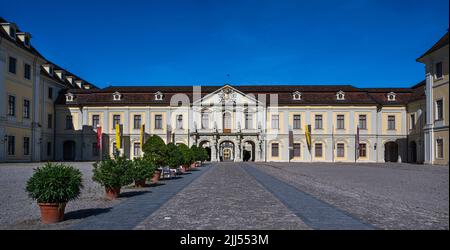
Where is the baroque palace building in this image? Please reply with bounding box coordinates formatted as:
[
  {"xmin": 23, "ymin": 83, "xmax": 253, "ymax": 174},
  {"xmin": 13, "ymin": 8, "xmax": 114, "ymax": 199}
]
[{"xmin": 0, "ymin": 17, "xmax": 448, "ymax": 164}]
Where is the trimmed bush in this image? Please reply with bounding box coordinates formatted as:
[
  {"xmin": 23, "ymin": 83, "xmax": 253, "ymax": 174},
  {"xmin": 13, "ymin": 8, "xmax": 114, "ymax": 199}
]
[
  {"xmin": 143, "ymin": 135, "xmax": 167, "ymax": 167},
  {"xmin": 130, "ymin": 157, "xmax": 157, "ymax": 181},
  {"xmin": 26, "ymin": 162, "xmax": 83, "ymax": 203},
  {"xmin": 178, "ymin": 143, "xmax": 193, "ymax": 166},
  {"xmin": 166, "ymin": 143, "xmax": 184, "ymax": 168},
  {"xmin": 92, "ymin": 156, "xmax": 133, "ymax": 188}
]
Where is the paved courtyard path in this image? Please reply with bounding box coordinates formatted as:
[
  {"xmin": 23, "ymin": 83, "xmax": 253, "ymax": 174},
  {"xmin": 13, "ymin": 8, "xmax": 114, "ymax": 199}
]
[{"xmin": 137, "ymin": 163, "xmax": 311, "ymax": 230}]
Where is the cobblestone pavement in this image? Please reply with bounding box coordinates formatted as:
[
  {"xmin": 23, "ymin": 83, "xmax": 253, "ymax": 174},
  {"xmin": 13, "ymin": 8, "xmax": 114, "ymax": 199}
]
[
  {"xmin": 137, "ymin": 163, "xmax": 310, "ymax": 230},
  {"xmin": 0, "ymin": 162, "xmax": 124, "ymax": 230},
  {"xmin": 241, "ymin": 163, "xmax": 373, "ymax": 230},
  {"xmin": 254, "ymin": 162, "xmax": 449, "ymax": 230},
  {"xmin": 70, "ymin": 165, "xmax": 210, "ymax": 230}
]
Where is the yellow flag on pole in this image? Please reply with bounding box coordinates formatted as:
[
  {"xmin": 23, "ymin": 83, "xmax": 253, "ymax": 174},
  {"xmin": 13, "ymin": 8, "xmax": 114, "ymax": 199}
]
[
  {"xmin": 140, "ymin": 124, "xmax": 145, "ymax": 149},
  {"xmin": 305, "ymin": 124, "xmax": 311, "ymax": 151},
  {"xmin": 115, "ymin": 124, "xmax": 121, "ymax": 150}
]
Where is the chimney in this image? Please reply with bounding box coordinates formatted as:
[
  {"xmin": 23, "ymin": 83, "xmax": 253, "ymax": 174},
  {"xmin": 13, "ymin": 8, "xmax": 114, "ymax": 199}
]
[{"xmin": 17, "ymin": 32, "xmax": 31, "ymax": 47}]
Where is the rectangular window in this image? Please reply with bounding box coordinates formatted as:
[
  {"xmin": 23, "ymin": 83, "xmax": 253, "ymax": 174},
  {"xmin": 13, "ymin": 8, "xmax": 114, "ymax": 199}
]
[
  {"xmin": 315, "ymin": 143, "xmax": 323, "ymax": 157},
  {"xmin": 201, "ymin": 113, "xmax": 209, "ymax": 129},
  {"xmin": 23, "ymin": 137, "xmax": 30, "ymax": 155},
  {"xmin": 92, "ymin": 115, "xmax": 100, "ymax": 128},
  {"xmin": 337, "ymin": 143, "xmax": 345, "ymax": 157},
  {"xmin": 436, "ymin": 99, "xmax": 443, "ymax": 121},
  {"xmin": 134, "ymin": 143, "xmax": 141, "ymax": 156},
  {"xmin": 48, "ymin": 114, "xmax": 53, "ymax": 129},
  {"xmin": 272, "ymin": 115, "xmax": 279, "ymax": 129},
  {"xmin": 48, "ymin": 87, "xmax": 53, "ymax": 99},
  {"xmin": 176, "ymin": 115, "xmax": 183, "ymax": 129},
  {"xmin": 113, "ymin": 115, "xmax": 121, "ymax": 126},
  {"xmin": 359, "ymin": 115, "xmax": 367, "ymax": 130},
  {"xmin": 410, "ymin": 114, "xmax": 416, "ymax": 129},
  {"xmin": 315, "ymin": 115, "xmax": 323, "ymax": 129},
  {"xmin": 47, "ymin": 142, "xmax": 52, "ymax": 156},
  {"xmin": 65, "ymin": 115, "xmax": 74, "ymax": 130},
  {"xmin": 24, "ymin": 63, "xmax": 31, "ymax": 80},
  {"xmin": 359, "ymin": 143, "xmax": 367, "ymax": 157},
  {"xmin": 23, "ymin": 99, "xmax": 30, "ymax": 119},
  {"xmin": 436, "ymin": 139, "xmax": 444, "ymax": 159},
  {"xmin": 134, "ymin": 115, "xmax": 142, "ymax": 129},
  {"xmin": 8, "ymin": 95, "xmax": 15, "ymax": 116},
  {"xmin": 9, "ymin": 57, "xmax": 16, "ymax": 74},
  {"xmin": 8, "ymin": 136, "xmax": 15, "ymax": 155},
  {"xmin": 293, "ymin": 143, "xmax": 301, "ymax": 157},
  {"xmin": 436, "ymin": 62, "xmax": 443, "ymax": 79},
  {"xmin": 245, "ymin": 113, "xmax": 253, "ymax": 129},
  {"xmin": 92, "ymin": 143, "xmax": 99, "ymax": 157},
  {"xmin": 337, "ymin": 115, "xmax": 345, "ymax": 129},
  {"xmin": 293, "ymin": 115, "xmax": 301, "ymax": 129},
  {"xmin": 271, "ymin": 143, "xmax": 279, "ymax": 157},
  {"xmin": 155, "ymin": 115, "xmax": 163, "ymax": 129},
  {"xmin": 388, "ymin": 115, "xmax": 396, "ymax": 130}
]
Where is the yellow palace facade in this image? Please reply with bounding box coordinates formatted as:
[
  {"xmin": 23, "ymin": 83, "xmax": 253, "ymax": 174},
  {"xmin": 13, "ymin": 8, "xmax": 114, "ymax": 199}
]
[{"xmin": 0, "ymin": 17, "xmax": 448, "ymax": 165}]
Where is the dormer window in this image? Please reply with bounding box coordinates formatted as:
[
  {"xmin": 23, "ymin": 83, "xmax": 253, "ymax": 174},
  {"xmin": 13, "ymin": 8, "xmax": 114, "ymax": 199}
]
[
  {"xmin": 1, "ymin": 23, "xmax": 18, "ymax": 39},
  {"xmin": 292, "ymin": 91, "xmax": 302, "ymax": 100},
  {"xmin": 155, "ymin": 91, "xmax": 164, "ymax": 101},
  {"xmin": 17, "ymin": 32, "xmax": 31, "ymax": 47},
  {"xmin": 75, "ymin": 80, "xmax": 84, "ymax": 89},
  {"xmin": 54, "ymin": 70, "xmax": 65, "ymax": 80},
  {"xmin": 387, "ymin": 92, "xmax": 396, "ymax": 101},
  {"xmin": 113, "ymin": 91, "xmax": 122, "ymax": 101},
  {"xmin": 9, "ymin": 26, "xmax": 16, "ymax": 39},
  {"xmin": 336, "ymin": 90, "xmax": 345, "ymax": 100},
  {"xmin": 65, "ymin": 93, "xmax": 75, "ymax": 102},
  {"xmin": 43, "ymin": 64, "xmax": 54, "ymax": 76}
]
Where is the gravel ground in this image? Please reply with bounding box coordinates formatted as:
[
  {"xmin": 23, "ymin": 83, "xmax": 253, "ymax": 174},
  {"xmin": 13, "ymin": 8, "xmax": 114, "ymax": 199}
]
[
  {"xmin": 137, "ymin": 163, "xmax": 310, "ymax": 230},
  {"xmin": 0, "ymin": 162, "xmax": 148, "ymax": 230},
  {"xmin": 255, "ymin": 162, "xmax": 449, "ymax": 230}
]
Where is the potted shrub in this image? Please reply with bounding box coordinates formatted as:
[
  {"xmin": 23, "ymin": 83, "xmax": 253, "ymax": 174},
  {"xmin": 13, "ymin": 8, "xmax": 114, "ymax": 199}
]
[
  {"xmin": 26, "ymin": 162, "xmax": 83, "ymax": 224},
  {"xmin": 92, "ymin": 156, "xmax": 133, "ymax": 199},
  {"xmin": 199, "ymin": 146, "xmax": 209, "ymax": 165},
  {"xmin": 143, "ymin": 135, "xmax": 167, "ymax": 182},
  {"xmin": 130, "ymin": 157, "xmax": 156, "ymax": 187},
  {"xmin": 178, "ymin": 143, "xmax": 193, "ymax": 172},
  {"xmin": 166, "ymin": 143, "xmax": 183, "ymax": 169},
  {"xmin": 190, "ymin": 145, "xmax": 200, "ymax": 168}
]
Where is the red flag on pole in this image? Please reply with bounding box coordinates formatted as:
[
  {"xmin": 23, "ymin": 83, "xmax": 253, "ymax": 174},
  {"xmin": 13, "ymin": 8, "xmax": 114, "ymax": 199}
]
[{"xmin": 97, "ymin": 126, "xmax": 102, "ymax": 150}]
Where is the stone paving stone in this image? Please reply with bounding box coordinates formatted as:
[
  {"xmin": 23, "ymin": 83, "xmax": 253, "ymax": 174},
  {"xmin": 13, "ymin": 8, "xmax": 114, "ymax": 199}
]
[
  {"xmin": 136, "ymin": 163, "xmax": 310, "ymax": 230},
  {"xmin": 69, "ymin": 166, "xmax": 211, "ymax": 230},
  {"xmin": 241, "ymin": 163, "xmax": 374, "ymax": 230},
  {"xmin": 255, "ymin": 162, "xmax": 449, "ymax": 230}
]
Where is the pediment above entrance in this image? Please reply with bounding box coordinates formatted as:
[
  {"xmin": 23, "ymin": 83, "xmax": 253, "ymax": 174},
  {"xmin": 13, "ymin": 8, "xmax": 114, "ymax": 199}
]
[{"xmin": 193, "ymin": 85, "xmax": 263, "ymax": 107}]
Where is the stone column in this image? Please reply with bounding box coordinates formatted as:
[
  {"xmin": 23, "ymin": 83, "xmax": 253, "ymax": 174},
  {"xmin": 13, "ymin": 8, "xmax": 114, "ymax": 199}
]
[{"xmin": 424, "ymin": 69, "xmax": 434, "ymax": 164}]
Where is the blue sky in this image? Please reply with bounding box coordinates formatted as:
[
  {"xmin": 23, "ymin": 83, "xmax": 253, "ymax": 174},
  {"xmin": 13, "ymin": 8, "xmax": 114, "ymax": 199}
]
[{"xmin": 2, "ymin": 0, "xmax": 448, "ymax": 88}]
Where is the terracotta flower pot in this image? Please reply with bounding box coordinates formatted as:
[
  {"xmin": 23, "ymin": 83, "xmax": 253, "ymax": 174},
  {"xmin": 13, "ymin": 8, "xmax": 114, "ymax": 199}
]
[
  {"xmin": 38, "ymin": 203, "xmax": 66, "ymax": 224},
  {"xmin": 134, "ymin": 179, "xmax": 146, "ymax": 188},
  {"xmin": 105, "ymin": 186, "xmax": 121, "ymax": 200},
  {"xmin": 151, "ymin": 170, "xmax": 161, "ymax": 183}
]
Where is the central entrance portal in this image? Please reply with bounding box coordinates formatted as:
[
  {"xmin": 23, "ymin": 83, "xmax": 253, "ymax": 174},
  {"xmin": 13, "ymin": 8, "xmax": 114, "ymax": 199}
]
[{"xmin": 220, "ymin": 141, "xmax": 234, "ymax": 162}]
